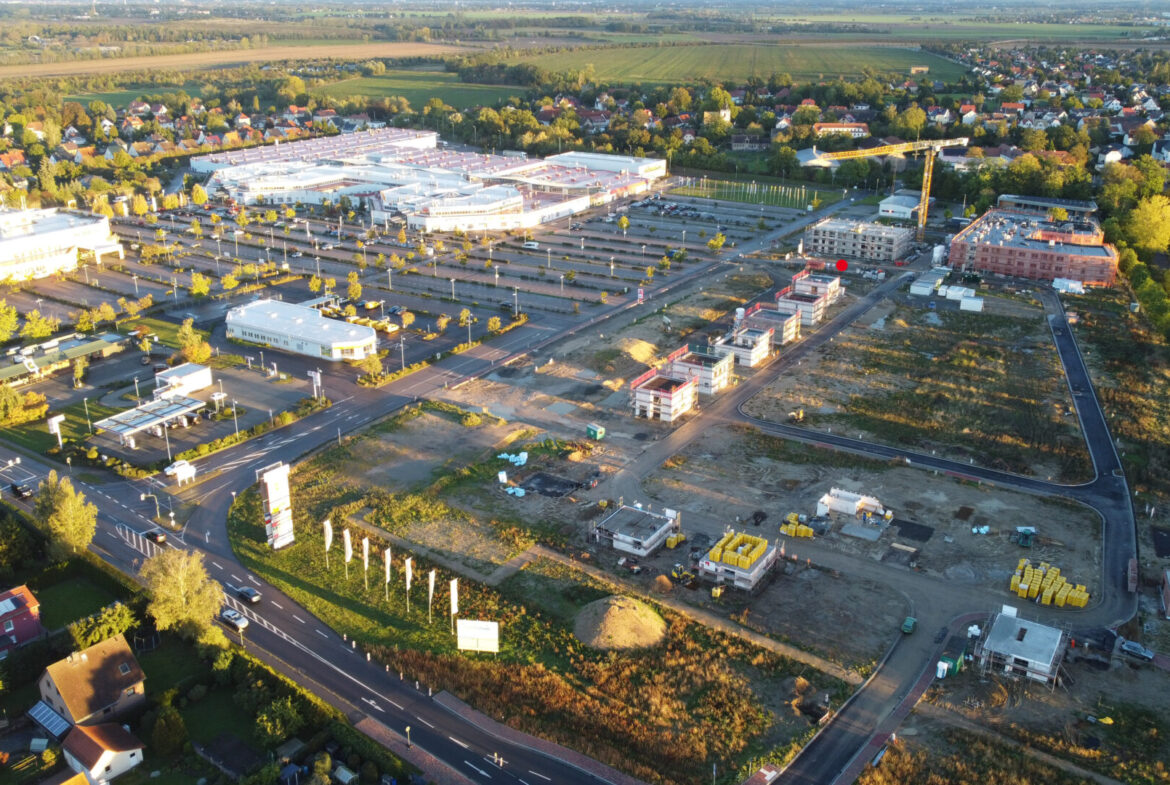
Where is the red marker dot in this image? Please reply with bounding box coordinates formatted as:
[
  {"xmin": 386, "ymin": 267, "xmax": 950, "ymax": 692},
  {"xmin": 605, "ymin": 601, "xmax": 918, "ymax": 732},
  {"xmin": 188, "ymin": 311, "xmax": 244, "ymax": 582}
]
[{"xmin": 836, "ymin": 259, "xmax": 848, "ymax": 272}]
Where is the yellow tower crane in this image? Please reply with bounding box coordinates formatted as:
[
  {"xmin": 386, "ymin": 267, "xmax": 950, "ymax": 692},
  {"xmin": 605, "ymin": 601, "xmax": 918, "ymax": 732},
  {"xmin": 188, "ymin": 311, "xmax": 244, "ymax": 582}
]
[{"xmin": 812, "ymin": 137, "xmax": 969, "ymax": 242}]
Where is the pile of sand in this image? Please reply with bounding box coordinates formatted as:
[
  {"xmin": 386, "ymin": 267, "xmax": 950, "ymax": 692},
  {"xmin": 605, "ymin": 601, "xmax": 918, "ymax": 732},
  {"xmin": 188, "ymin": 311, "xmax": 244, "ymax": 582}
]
[
  {"xmin": 619, "ymin": 338, "xmax": 658, "ymax": 365},
  {"xmin": 574, "ymin": 595, "xmax": 667, "ymax": 651}
]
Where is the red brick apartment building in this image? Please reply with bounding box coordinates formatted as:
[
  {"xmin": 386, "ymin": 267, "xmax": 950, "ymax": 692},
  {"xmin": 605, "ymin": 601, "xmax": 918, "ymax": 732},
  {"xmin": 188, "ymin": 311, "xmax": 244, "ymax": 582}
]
[{"xmin": 948, "ymin": 209, "xmax": 1118, "ymax": 286}]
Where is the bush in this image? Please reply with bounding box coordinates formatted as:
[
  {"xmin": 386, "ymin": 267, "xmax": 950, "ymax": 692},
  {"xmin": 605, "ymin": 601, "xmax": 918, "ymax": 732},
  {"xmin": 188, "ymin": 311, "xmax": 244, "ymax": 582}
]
[
  {"xmin": 187, "ymin": 684, "xmax": 208, "ymax": 703},
  {"xmin": 151, "ymin": 705, "xmax": 188, "ymax": 757},
  {"xmin": 360, "ymin": 761, "xmax": 379, "ymax": 784}
]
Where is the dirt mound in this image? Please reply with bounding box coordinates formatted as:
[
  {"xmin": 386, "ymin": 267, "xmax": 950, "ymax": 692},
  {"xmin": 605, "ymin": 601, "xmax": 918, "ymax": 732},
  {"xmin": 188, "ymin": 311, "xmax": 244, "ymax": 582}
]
[
  {"xmin": 653, "ymin": 575, "xmax": 674, "ymax": 593},
  {"xmin": 574, "ymin": 595, "xmax": 666, "ymax": 651}
]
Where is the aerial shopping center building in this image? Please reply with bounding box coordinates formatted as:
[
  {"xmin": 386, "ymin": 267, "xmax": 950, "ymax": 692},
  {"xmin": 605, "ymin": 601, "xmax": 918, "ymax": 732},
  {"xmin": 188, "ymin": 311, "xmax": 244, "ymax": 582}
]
[{"xmin": 194, "ymin": 128, "xmax": 667, "ymax": 233}]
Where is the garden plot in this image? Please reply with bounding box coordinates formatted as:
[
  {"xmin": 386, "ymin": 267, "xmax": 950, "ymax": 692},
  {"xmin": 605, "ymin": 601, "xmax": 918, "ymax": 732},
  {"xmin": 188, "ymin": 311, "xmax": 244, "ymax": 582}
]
[{"xmin": 743, "ymin": 303, "xmax": 1092, "ymax": 482}]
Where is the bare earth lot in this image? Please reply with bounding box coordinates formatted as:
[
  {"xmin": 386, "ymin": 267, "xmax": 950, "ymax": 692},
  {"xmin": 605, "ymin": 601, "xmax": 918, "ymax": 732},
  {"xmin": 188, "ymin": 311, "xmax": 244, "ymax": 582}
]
[{"xmin": 743, "ymin": 299, "xmax": 1092, "ymax": 481}]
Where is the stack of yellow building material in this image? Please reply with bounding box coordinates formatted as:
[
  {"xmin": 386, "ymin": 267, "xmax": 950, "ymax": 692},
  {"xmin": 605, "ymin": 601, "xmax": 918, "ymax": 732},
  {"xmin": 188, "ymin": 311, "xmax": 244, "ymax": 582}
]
[
  {"xmin": 779, "ymin": 523, "xmax": 815, "ymax": 538},
  {"xmin": 1010, "ymin": 560, "xmax": 1090, "ymax": 608},
  {"xmin": 665, "ymin": 533, "xmax": 686, "ymax": 549}
]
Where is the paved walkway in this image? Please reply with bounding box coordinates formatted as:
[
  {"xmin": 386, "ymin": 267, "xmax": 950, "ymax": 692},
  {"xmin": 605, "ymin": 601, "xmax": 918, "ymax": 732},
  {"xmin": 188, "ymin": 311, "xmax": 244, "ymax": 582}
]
[
  {"xmin": 355, "ymin": 716, "xmax": 479, "ymax": 785},
  {"xmin": 483, "ymin": 546, "xmax": 540, "ymax": 587}
]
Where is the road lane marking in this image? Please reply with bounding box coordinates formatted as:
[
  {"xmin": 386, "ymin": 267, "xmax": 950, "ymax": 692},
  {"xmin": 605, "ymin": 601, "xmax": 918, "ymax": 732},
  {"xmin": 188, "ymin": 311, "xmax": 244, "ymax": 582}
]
[
  {"xmin": 231, "ymin": 574, "xmax": 242, "ymax": 582},
  {"xmin": 464, "ymin": 761, "xmax": 490, "ymax": 779},
  {"xmin": 315, "ymin": 629, "xmax": 328, "ymax": 638},
  {"xmin": 527, "ymin": 771, "xmax": 550, "ymax": 781},
  {"xmin": 211, "ymin": 561, "xmax": 223, "ymax": 570},
  {"xmin": 248, "ymin": 575, "xmax": 260, "ymax": 585},
  {"xmin": 449, "ymin": 736, "xmax": 469, "ymax": 749},
  {"xmin": 104, "ymin": 531, "xmax": 116, "ymax": 538},
  {"xmin": 417, "ymin": 718, "xmax": 434, "ymax": 729},
  {"xmin": 388, "ymin": 699, "xmax": 403, "ymax": 710},
  {"xmin": 270, "ymin": 601, "xmax": 283, "ymax": 609}
]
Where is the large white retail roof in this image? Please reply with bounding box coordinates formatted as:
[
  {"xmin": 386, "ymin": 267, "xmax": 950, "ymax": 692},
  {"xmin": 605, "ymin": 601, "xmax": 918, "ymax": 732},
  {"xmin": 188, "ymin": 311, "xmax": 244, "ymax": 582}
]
[
  {"xmin": 0, "ymin": 207, "xmax": 108, "ymax": 240},
  {"xmin": 226, "ymin": 299, "xmax": 376, "ymax": 345}
]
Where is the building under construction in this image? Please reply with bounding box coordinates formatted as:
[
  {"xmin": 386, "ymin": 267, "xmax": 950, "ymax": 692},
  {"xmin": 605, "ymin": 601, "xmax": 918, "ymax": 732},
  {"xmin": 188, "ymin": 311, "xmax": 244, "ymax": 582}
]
[
  {"xmin": 974, "ymin": 607, "xmax": 1068, "ymax": 688},
  {"xmin": 697, "ymin": 531, "xmax": 779, "ymax": 591}
]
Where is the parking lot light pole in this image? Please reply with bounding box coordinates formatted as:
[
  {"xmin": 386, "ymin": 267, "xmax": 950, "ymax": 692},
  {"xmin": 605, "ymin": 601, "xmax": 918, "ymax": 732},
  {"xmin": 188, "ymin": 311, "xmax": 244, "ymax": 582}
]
[
  {"xmin": 232, "ymin": 400, "xmax": 239, "ymax": 436},
  {"xmin": 546, "ymin": 249, "xmax": 551, "ymax": 268},
  {"xmin": 560, "ymin": 274, "xmax": 564, "ymax": 293},
  {"xmin": 493, "ymin": 265, "xmax": 499, "ymax": 287},
  {"xmin": 641, "ymin": 244, "xmax": 646, "ymax": 259},
  {"xmin": 512, "ymin": 287, "xmax": 519, "ymax": 318},
  {"xmin": 450, "ymin": 278, "xmax": 455, "ymax": 300},
  {"xmin": 610, "ymin": 257, "xmax": 615, "ymax": 277},
  {"xmin": 132, "ymin": 274, "xmax": 139, "ymax": 295},
  {"xmin": 399, "ymin": 337, "xmax": 405, "ymax": 370},
  {"xmin": 387, "ymin": 268, "xmax": 392, "ymax": 290}
]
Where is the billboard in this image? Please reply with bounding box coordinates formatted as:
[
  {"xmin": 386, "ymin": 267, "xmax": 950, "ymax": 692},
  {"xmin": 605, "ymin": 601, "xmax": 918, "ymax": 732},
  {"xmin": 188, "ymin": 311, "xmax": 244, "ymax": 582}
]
[
  {"xmin": 456, "ymin": 619, "xmax": 500, "ymax": 653},
  {"xmin": 258, "ymin": 462, "xmax": 295, "ymax": 549}
]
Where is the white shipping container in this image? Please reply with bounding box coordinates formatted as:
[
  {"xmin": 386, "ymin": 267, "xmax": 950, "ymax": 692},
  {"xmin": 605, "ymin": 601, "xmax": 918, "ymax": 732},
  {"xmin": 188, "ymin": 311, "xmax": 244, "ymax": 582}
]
[{"xmin": 959, "ymin": 297, "xmax": 984, "ymax": 312}]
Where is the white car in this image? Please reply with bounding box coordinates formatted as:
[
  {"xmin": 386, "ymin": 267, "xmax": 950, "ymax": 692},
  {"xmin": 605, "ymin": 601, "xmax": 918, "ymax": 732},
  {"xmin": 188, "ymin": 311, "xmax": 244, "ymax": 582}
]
[
  {"xmin": 163, "ymin": 459, "xmax": 191, "ymax": 477},
  {"xmin": 221, "ymin": 608, "xmax": 248, "ymax": 632}
]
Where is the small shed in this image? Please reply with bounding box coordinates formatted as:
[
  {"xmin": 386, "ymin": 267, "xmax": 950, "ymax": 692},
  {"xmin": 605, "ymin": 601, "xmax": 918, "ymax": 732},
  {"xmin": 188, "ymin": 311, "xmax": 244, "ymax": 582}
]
[
  {"xmin": 940, "ymin": 635, "xmax": 968, "ymax": 673},
  {"xmin": 333, "ymin": 764, "xmax": 359, "ymax": 785}
]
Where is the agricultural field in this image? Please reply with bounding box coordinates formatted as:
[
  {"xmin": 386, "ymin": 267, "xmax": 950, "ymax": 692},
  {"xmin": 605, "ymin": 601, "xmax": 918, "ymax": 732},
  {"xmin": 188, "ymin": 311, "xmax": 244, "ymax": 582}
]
[
  {"xmin": 514, "ymin": 44, "xmax": 967, "ymax": 84},
  {"xmin": 776, "ymin": 14, "xmax": 1155, "ymax": 42},
  {"xmin": 64, "ymin": 83, "xmax": 201, "ymax": 107},
  {"xmin": 743, "ymin": 300, "xmax": 1093, "ymax": 482},
  {"xmin": 0, "ymin": 42, "xmax": 461, "ymax": 79},
  {"xmin": 313, "ymin": 69, "xmax": 522, "ymax": 109}
]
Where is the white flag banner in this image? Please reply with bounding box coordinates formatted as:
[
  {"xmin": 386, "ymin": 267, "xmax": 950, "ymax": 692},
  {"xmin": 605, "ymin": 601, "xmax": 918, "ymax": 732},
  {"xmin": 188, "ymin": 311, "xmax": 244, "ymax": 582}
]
[
  {"xmin": 428, "ymin": 569, "xmax": 436, "ymax": 605},
  {"xmin": 323, "ymin": 519, "xmax": 333, "ymax": 552},
  {"xmin": 450, "ymin": 578, "xmax": 458, "ymax": 616},
  {"xmin": 343, "ymin": 529, "xmax": 352, "ymax": 563},
  {"xmin": 384, "ymin": 547, "xmax": 391, "ymax": 583},
  {"xmin": 405, "ymin": 557, "xmax": 413, "ymax": 592},
  {"xmin": 362, "ymin": 536, "xmax": 369, "ymax": 572}
]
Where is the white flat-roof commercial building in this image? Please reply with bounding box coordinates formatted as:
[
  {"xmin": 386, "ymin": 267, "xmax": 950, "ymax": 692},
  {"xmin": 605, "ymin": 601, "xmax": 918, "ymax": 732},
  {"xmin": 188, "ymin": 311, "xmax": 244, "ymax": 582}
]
[
  {"xmin": 976, "ymin": 609, "xmax": 1067, "ymax": 687},
  {"xmin": 0, "ymin": 208, "xmax": 123, "ymax": 281},
  {"xmin": 879, "ymin": 194, "xmax": 921, "ymax": 220},
  {"xmin": 200, "ymin": 133, "xmax": 665, "ymax": 234},
  {"xmin": 711, "ymin": 327, "xmax": 773, "ymax": 367},
  {"xmin": 592, "ymin": 504, "xmax": 680, "ymax": 557},
  {"xmin": 910, "ymin": 268, "xmax": 948, "ymax": 296},
  {"xmin": 629, "ymin": 369, "xmax": 696, "ymax": 424},
  {"xmin": 743, "ymin": 304, "xmax": 801, "ymax": 345},
  {"xmin": 793, "ymin": 271, "xmax": 843, "ymax": 304},
  {"xmin": 153, "ymin": 363, "xmax": 212, "ymax": 400},
  {"xmin": 667, "ymin": 344, "xmax": 734, "ymax": 395},
  {"xmin": 804, "ymin": 218, "xmax": 912, "ymax": 262},
  {"xmin": 225, "ymin": 299, "xmax": 377, "ymax": 361}
]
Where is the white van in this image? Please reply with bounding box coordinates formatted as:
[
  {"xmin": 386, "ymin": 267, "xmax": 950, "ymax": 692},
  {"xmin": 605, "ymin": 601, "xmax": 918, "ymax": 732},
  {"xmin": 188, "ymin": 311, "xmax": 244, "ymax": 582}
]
[{"xmin": 522, "ymin": 241, "xmax": 540, "ymax": 250}]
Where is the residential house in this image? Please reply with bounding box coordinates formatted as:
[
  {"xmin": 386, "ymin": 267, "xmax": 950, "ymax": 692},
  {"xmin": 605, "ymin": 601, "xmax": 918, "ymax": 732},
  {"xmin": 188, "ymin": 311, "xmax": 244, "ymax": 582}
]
[
  {"xmin": 702, "ymin": 109, "xmax": 731, "ymax": 125},
  {"xmin": 126, "ymin": 100, "xmax": 150, "ymax": 117},
  {"xmin": 38, "ymin": 633, "xmax": 146, "ymax": 726},
  {"xmin": 0, "ymin": 585, "xmax": 42, "ymax": 656},
  {"xmin": 0, "ymin": 150, "xmax": 27, "ymax": 171},
  {"xmin": 811, "ymin": 122, "xmax": 870, "ymax": 139},
  {"xmin": 62, "ymin": 723, "xmax": 145, "ymax": 785},
  {"xmin": 730, "ymin": 134, "xmax": 766, "ymax": 151}
]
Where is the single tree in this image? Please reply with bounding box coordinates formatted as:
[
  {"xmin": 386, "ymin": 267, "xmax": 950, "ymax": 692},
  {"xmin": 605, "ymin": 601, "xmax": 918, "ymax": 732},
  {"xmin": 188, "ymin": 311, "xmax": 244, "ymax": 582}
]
[
  {"xmin": 190, "ymin": 184, "xmax": 208, "ymax": 206},
  {"xmin": 34, "ymin": 471, "xmax": 98, "ymax": 559},
  {"xmin": 140, "ymin": 548, "xmax": 222, "ymax": 638},
  {"xmin": 487, "ymin": 316, "xmax": 502, "ymax": 333},
  {"xmin": 401, "ymin": 310, "xmax": 415, "ymax": 329},
  {"xmin": 0, "ymin": 300, "xmax": 18, "ymax": 343}
]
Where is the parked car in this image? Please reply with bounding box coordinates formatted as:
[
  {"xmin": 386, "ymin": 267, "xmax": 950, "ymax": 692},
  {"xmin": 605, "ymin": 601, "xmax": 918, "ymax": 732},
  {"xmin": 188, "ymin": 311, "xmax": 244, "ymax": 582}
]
[
  {"xmin": 221, "ymin": 608, "xmax": 249, "ymax": 632},
  {"xmin": 237, "ymin": 586, "xmax": 262, "ymax": 604},
  {"xmin": 10, "ymin": 482, "xmax": 33, "ymax": 499},
  {"xmin": 901, "ymin": 616, "xmax": 917, "ymax": 634},
  {"xmin": 1120, "ymin": 639, "xmax": 1155, "ymax": 661}
]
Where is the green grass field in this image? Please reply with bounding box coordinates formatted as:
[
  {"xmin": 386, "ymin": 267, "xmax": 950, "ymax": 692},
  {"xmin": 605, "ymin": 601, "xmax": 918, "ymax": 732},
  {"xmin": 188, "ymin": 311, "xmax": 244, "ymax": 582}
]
[
  {"xmin": 672, "ymin": 177, "xmax": 843, "ymax": 208},
  {"xmin": 515, "ymin": 43, "xmax": 967, "ymax": 83},
  {"xmin": 36, "ymin": 576, "xmax": 119, "ymax": 630},
  {"xmin": 122, "ymin": 316, "xmax": 206, "ymax": 350},
  {"xmin": 314, "ymin": 70, "xmax": 522, "ymax": 109},
  {"xmin": 64, "ymin": 83, "xmax": 202, "ymax": 108},
  {"xmin": 3, "ymin": 399, "xmax": 123, "ymax": 454}
]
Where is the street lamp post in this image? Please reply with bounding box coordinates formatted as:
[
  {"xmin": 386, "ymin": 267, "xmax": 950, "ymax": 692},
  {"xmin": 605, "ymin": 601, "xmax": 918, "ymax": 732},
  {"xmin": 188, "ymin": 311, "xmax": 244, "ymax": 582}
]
[
  {"xmin": 449, "ymin": 278, "xmax": 455, "ymax": 300},
  {"xmin": 641, "ymin": 244, "xmax": 646, "ymax": 259},
  {"xmin": 546, "ymin": 249, "xmax": 551, "ymax": 269},
  {"xmin": 610, "ymin": 256, "xmax": 615, "ymax": 277},
  {"xmin": 387, "ymin": 268, "xmax": 392, "ymax": 290},
  {"xmin": 512, "ymin": 287, "xmax": 518, "ymax": 318},
  {"xmin": 140, "ymin": 493, "xmax": 160, "ymax": 519},
  {"xmin": 132, "ymin": 275, "xmax": 139, "ymax": 295},
  {"xmin": 133, "ymin": 376, "xmax": 140, "ymax": 399},
  {"xmin": 560, "ymin": 274, "xmax": 564, "ymax": 293},
  {"xmin": 493, "ymin": 265, "xmax": 499, "ymax": 287},
  {"xmin": 405, "ymin": 726, "xmax": 412, "ymax": 749},
  {"xmin": 232, "ymin": 400, "xmax": 239, "ymax": 436},
  {"xmin": 399, "ymin": 337, "xmax": 405, "ymax": 370}
]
